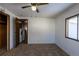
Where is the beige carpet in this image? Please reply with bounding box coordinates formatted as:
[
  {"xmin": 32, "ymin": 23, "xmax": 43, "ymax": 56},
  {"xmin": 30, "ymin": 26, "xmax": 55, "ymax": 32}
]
[{"xmin": 1, "ymin": 44, "xmax": 68, "ymax": 56}]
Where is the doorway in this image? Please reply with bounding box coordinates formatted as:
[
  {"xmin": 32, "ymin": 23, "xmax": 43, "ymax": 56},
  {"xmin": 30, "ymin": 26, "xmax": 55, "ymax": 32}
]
[
  {"xmin": 0, "ymin": 12, "xmax": 10, "ymax": 50},
  {"xmin": 15, "ymin": 18, "xmax": 28, "ymax": 47}
]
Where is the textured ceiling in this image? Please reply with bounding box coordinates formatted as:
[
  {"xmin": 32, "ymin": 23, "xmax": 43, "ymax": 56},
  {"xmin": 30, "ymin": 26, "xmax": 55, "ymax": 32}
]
[{"xmin": 0, "ymin": 3, "xmax": 74, "ymax": 18}]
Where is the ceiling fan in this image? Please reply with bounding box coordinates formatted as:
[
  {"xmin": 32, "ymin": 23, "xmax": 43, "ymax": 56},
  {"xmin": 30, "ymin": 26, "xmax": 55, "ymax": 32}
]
[{"xmin": 21, "ymin": 3, "xmax": 48, "ymax": 13}]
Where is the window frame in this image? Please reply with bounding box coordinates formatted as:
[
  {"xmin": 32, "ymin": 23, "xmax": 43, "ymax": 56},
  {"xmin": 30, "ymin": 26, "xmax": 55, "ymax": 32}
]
[{"xmin": 65, "ymin": 14, "xmax": 79, "ymax": 41}]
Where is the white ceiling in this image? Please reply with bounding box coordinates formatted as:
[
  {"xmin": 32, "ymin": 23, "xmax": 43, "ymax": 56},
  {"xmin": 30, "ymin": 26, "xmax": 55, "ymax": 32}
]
[{"xmin": 0, "ymin": 3, "xmax": 74, "ymax": 18}]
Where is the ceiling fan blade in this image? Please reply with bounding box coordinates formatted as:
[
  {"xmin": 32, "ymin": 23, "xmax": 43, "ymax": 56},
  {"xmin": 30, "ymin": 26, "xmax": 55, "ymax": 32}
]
[
  {"xmin": 37, "ymin": 3, "xmax": 48, "ymax": 6},
  {"xmin": 22, "ymin": 6, "xmax": 31, "ymax": 9},
  {"xmin": 31, "ymin": 3, "xmax": 48, "ymax": 6},
  {"xmin": 31, "ymin": 3, "xmax": 36, "ymax": 6}
]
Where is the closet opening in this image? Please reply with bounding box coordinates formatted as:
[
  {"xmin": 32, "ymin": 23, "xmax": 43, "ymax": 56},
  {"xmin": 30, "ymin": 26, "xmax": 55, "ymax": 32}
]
[{"xmin": 15, "ymin": 18, "xmax": 28, "ymax": 47}]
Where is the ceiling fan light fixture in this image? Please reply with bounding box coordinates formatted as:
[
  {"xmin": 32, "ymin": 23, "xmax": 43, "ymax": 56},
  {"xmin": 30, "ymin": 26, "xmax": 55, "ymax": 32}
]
[{"xmin": 31, "ymin": 5, "xmax": 36, "ymax": 11}]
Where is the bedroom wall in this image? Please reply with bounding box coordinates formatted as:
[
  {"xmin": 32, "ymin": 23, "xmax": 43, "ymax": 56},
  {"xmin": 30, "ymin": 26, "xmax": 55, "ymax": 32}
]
[
  {"xmin": 28, "ymin": 17, "xmax": 55, "ymax": 44},
  {"xmin": 20, "ymin": 17, "xmax": 55, "ymax": 44},
  {"xmin": 55, "ymin": 4, "xmax": 79, "ymax": 56}
]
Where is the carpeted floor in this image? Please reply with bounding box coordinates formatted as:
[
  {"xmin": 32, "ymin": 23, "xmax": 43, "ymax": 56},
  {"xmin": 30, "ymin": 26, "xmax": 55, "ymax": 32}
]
[{"xmin": 0, "ymin": 44, "xmax": 69, "ymax": 56}]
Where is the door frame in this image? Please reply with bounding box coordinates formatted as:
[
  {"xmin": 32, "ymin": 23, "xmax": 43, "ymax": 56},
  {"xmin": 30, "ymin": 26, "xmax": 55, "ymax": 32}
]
[
  {"xmin": 0, "ymin": 11, "xmax": 10, "ymax": 50},
  {"xmin": 25, "ymin": 19, "xmax": 28, "ymax": 44},
  {"xmin": 15, "ymin": 18, "xmax": 28, "ymax": 47},
  {"xmin": 15, "ymin": 18, "xmax": 20, "ymax": 47}
]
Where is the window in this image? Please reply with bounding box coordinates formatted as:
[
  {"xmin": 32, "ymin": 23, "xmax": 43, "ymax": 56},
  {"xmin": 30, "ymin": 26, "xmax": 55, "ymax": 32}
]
[{"xmin": 65, "ymin": 14, "xmax": 79, "ymax": 41}]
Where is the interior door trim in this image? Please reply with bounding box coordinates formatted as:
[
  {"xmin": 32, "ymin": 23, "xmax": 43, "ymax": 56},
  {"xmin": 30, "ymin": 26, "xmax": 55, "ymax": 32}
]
[{"xmin": 0, "ymin": 11, "xmax": 10, "ymax": 50}]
